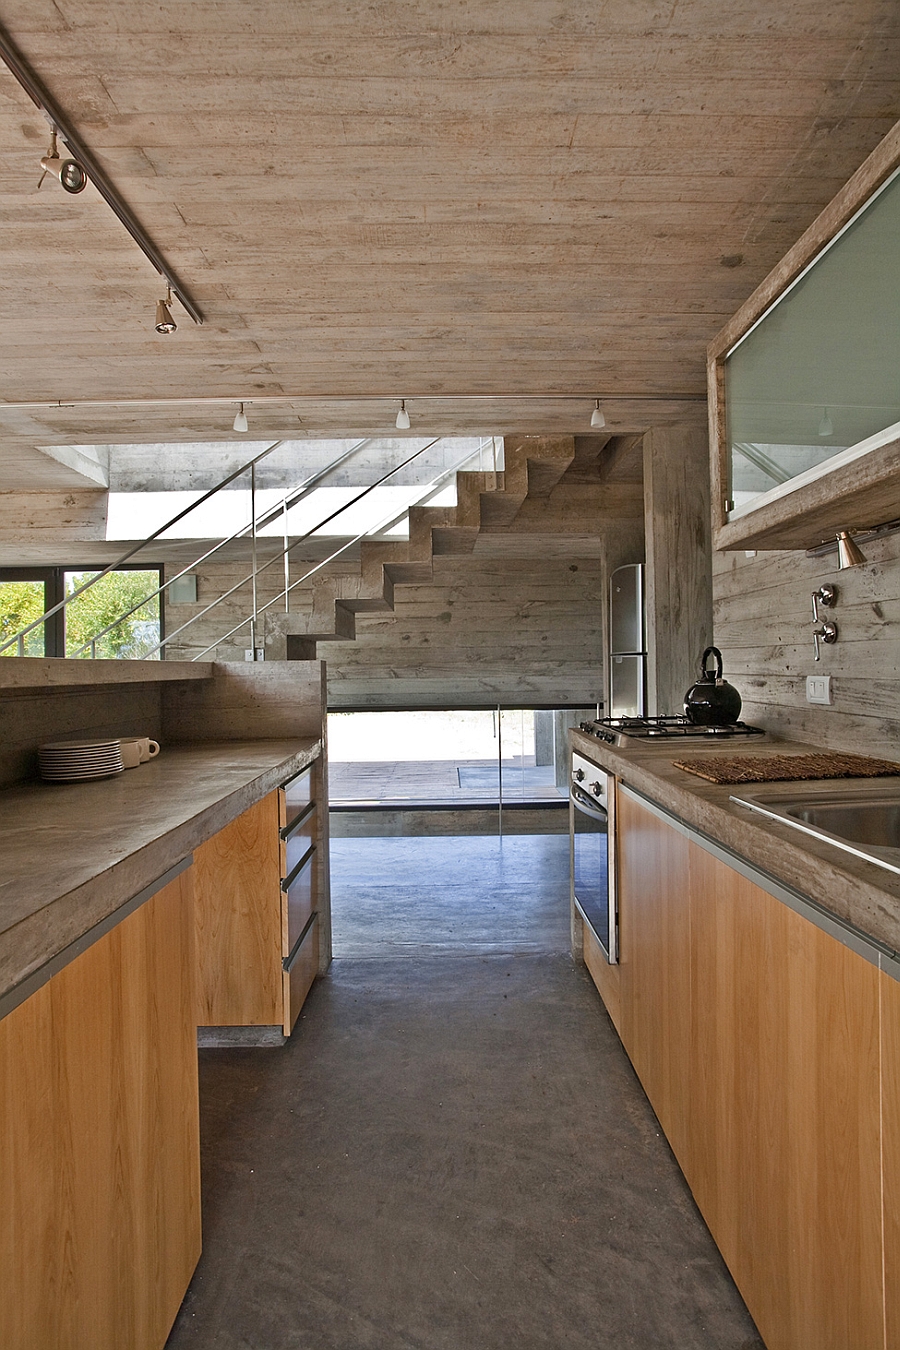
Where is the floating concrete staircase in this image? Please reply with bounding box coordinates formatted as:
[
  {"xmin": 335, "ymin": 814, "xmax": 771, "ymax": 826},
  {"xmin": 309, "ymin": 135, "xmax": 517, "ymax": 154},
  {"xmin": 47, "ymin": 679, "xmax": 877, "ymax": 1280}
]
[{"xmin": 265, "ymin": 436, "xmax": 576, "ymax": 659}]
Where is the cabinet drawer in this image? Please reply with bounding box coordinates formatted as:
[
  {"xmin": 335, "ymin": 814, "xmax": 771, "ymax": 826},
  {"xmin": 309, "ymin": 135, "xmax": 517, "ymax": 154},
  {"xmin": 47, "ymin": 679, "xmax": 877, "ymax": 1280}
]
[
  {"xmin": 281, "ymin": 844, "xmax": 316, "ymax": 955},
  {"xmin": 281, "ymin": 801, "xmax": 316, "ymax": 879},
  {"xmin": 280, "ymin": 766, "xmax": 314, "ymax": 831},
  {"xmin": 283, "ymin": 913, "xmax": 318, "ymax": 1034}
]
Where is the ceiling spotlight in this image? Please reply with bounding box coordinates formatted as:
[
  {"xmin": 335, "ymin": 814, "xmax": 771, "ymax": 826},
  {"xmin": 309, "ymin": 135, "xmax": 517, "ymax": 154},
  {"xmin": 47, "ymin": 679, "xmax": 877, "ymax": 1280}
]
[
  {"xmin": 836, "ymin": 529, "xmax": 867, "ymax": 569},
  {"xmin": 591, "ymin": 399, "xmax": 606, "ymax": 429},
  {"xmin": 395, "ymin": 399, "xmax": 411, "ymax": 430},
  {"xmin": 233, "ymin": 402, "xmax": 249, "ymax": 433},
  {"xmin": 39, "ymin": 128, "xmax": 87, "ymax": 194},
  {"xmin": 818, "ymin": 407, "xmax": 834, "ymax": 438},
  {"xmin": 154, "ymin": 285, "xmax": 177, "ymax": 334}
]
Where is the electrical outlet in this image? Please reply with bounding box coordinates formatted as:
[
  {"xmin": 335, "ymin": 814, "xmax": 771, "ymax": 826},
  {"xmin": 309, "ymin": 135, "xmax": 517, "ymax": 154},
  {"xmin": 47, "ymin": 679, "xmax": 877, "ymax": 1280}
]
[{"xmin": 806, "ymin": 674, "xmax": 832, "ymax": 705}]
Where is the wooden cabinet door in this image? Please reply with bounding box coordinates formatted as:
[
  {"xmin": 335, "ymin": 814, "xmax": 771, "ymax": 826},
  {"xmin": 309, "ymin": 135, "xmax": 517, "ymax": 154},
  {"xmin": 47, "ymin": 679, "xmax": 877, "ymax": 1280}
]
[
  {"xmin": 193, "ymin": 791, "xmax": 282, "ymax": 1026},
  {"xmin": 688, "ymin": 843, "xmax": 883, "ymax": 1350},
  {"xmin": 283, "ymin": 914, "xmax": 319, "ymax": 1035},
  {"xmin": 617, "ymin": 791, "xmax": 693, "ymax": 1171},
  {"xmin": 0, "ymin": 870, "xmax": 200, "ymax": 1350},
  {"xmin": 881, "ymin": 968, "xmax": 900, "ymax": 1350}
]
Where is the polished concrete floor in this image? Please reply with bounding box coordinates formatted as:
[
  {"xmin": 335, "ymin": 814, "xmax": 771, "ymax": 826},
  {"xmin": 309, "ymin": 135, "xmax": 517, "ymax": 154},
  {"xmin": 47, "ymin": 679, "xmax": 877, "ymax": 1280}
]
[{"xmin": 166, "ymin": 834, "xmax": 762, "ymax": 1350}]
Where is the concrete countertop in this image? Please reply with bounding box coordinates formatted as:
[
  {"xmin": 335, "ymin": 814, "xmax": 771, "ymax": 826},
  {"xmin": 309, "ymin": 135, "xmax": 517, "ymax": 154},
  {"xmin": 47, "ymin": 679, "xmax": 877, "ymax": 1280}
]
[
  {"xmin": 571, "ymin": 728, "xmax": 900, "ymax": 955},
  {"xmin": 0, "ymin": 738, "xmax": 321, "ymax": 1010}
]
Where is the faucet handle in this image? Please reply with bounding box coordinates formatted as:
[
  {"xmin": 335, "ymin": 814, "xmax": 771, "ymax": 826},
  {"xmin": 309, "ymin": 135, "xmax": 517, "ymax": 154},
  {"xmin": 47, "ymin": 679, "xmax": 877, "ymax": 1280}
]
[{"xmin": 811, "ymin": 585, "xmax": 839, "ymax": 660}]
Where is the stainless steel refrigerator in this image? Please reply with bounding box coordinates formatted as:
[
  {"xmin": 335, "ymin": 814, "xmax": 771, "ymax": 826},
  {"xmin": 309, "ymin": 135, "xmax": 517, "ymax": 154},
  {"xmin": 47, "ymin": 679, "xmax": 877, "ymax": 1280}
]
[{"xmin": 608, "ymin": 563, "xmax": 646, "ymax": 718}]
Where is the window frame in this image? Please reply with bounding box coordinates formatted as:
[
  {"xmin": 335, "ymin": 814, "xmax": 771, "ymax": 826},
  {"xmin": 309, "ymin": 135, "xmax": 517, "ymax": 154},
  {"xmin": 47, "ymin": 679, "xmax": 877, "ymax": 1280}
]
[{"xmin": 0, "ymin": 564, "xmax": 165, "ymax": 659}]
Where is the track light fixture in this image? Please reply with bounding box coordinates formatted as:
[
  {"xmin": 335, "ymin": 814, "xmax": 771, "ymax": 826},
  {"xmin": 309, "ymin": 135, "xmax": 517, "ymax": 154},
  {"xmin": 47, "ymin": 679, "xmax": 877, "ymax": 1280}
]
[
  {"xmin": 233, "ymin": 402, "xmax": 249, "ymax": 433},
  {"xmin": 395, "ymin": 399, "xmax": 411, "ymax": 430},
  {"xmin": 154, "ymin": 285, "xmax": 177, "ymax": 335},
  {"xmin": 590, "ymin": 399, "xmax": 606, "ymax": 429},
  {"xmin": 39, "ymin": 128, "xmax": 86, "ymax": 194}
]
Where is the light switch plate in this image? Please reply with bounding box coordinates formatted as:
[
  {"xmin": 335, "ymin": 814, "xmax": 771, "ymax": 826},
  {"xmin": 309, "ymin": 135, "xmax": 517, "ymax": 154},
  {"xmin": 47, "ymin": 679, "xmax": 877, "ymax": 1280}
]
[{"xmin": 806, "ymin": 674, "xmax": 832, "ymax": 705}]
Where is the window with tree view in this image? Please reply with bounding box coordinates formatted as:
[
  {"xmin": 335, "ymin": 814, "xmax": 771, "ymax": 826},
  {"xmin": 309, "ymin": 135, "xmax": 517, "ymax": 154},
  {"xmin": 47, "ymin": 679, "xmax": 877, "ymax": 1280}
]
[{"xmin": 0, "ymin": 568, "xmax": 162, "ymax": 659}]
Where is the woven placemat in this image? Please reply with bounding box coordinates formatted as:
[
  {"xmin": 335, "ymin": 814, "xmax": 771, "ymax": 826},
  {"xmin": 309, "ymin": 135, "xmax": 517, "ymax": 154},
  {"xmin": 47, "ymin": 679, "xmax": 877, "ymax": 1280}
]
[{"xmin": 672, "ymin": 752, "xmax": 900, "ymax": 785}]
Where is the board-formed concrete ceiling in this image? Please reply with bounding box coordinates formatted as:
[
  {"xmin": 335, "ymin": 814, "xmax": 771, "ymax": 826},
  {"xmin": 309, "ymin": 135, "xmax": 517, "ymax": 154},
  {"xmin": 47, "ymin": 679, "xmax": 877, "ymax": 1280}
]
[{"xmin": 0, "ymin": 0, "xmax": 899, "ymax": 456}]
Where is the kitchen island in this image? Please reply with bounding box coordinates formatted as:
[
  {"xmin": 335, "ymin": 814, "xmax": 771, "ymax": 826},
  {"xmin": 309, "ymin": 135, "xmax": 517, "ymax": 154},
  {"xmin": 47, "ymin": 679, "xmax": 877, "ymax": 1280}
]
[
  {"xmin": 0, "ymin": 658, "xmax": 330, "ymax": 1350},
  {"xmin": 570, "ymin": 726, "xmax": 900, "ymax": 1350}
]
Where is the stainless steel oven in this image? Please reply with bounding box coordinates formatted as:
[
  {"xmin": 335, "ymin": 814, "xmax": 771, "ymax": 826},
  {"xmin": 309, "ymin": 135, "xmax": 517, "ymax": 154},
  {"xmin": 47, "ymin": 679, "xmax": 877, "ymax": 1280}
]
[{"xmin": 570, "ymin": 751, "xmax": 617, "ymax": 963}]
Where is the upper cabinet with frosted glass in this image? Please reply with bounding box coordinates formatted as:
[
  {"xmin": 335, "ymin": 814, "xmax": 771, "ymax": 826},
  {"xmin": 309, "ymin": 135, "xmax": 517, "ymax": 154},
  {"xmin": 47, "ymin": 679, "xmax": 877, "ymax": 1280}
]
[{"xmin": 709, "ymin": 123, "xmax": 900, "ymax": 551}]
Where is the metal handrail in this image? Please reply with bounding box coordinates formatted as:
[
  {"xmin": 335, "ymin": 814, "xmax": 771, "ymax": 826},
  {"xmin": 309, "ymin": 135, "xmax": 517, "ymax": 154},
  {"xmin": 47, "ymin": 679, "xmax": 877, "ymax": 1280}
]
[
  {"xmin": 65, "ymin": 437, "xmax": 377, "ymax": 659},
  {"xmin": 186, "ymin": 439, "xmax": 496, "ymax": 660},
  {"xmin": 0, "ymin": 438, "xmax": 287, "ymax": 656},
  {"xmin": 140, "ymin": 436, "xmax": 446, "ymax": 659}
]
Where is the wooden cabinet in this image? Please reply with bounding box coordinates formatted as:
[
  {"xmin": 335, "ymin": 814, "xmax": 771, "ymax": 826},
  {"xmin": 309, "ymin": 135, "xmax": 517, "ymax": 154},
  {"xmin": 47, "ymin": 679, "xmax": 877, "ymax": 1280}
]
[
  {"xmin": 617, "ymin": 791, "xmax": 693, "ymax": 1169},
  {"xmin": 587, "ymin": 789, "xmax": 892, "ymax": 1350},
  {"xmin": 193, "ymin": 759, "xmax": 324, "ymax": 1038},
  {"xmin": 0, "ymin": 868, "xmax": 200, "ymax": 1350},
  {"xmin": 194, "ymin": 791, "xmax": 284, "ymax": 1027}
]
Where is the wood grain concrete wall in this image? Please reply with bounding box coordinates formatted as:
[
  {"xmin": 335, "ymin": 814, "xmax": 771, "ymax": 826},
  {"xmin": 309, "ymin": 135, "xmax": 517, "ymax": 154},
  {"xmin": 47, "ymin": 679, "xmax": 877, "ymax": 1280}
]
[
  {"xmin": 167, "ymin": 554, "xmax": 606, "ymax": 709},
  {"xmin": 713, "ymin": 529, "xmax": 900, "ymax": 753},
  {"xmin": 323, "ymin": 555, "xmax": 605, "ymax": 708}
]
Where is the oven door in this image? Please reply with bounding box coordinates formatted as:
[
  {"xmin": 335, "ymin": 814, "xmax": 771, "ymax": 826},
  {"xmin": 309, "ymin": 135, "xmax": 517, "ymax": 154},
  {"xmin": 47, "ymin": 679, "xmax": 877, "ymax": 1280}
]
[{"xmin": 570, "ymin": 775, "xmax": 617, "ymax": 964}]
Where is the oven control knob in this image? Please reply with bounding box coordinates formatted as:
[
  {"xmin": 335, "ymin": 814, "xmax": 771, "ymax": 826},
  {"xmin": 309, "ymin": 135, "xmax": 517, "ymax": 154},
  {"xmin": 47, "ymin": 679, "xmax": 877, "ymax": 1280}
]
[
  {"xmin": 590, "ymin": 782, "xmax": 602, "ymax": 796},
  {"xmin": 573, "ymin": 768, "xmax": 585, "ymax": 782}
]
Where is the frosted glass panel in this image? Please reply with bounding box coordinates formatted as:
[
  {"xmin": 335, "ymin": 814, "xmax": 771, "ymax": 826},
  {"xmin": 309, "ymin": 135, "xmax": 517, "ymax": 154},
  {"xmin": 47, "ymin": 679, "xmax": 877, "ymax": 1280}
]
[{"xmin": 725, "ymin": 167, "xmax": 900, "ymax": 511}]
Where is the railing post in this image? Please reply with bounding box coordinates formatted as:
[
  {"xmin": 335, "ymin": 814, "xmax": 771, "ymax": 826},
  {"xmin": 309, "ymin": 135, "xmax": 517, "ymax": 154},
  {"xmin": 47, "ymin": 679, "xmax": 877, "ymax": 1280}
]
[
  {"xmin": 283, "ymin": 498, "xmax": 290, "ymax": 613},
  {"xmin": 17, "ymin": 634, "xmax": 24, "ymax": 657},
  {"xmin": 90, "ymin": 639, "xmax": 97, "ymax": 659},
  {"xmin": 250, "ymin": 461, "xmax": 259, "ymax": 660}
]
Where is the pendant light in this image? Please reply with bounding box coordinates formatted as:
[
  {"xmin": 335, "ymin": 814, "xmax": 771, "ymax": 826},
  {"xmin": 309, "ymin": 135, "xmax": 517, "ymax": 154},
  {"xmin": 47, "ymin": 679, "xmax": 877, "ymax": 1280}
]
[
  {"xmin": 818, "ymin": 408, "xmax": 833, "ymax": 437},
  {"xmin": 233, "ymin": 402, "xmax": 249, "ymax": 433},
  {"xmin": 395, "ymin": 399, "xmax": 410, "ymax": 430},
  {"xmin": 590, "ymin": 399, "xmax": 606, "ymax": 429}
]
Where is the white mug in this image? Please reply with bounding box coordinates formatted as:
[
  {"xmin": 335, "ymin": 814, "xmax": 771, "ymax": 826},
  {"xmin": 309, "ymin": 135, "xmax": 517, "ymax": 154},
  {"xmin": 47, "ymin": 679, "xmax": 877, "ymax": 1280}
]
[{"xmin": 120, "ymin": 737, "xmax": 160, "ymax": 766}]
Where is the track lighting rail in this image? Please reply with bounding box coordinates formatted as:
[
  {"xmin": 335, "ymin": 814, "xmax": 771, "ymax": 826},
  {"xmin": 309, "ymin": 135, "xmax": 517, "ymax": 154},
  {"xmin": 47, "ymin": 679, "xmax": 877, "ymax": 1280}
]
[{"xmin": 0, "ymin": 19, "xmax": 203, "ymax": 326}]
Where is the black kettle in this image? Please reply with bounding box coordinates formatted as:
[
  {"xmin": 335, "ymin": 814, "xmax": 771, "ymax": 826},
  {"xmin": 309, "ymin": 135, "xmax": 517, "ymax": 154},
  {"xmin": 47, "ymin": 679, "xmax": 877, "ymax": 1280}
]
[{"xmin": 684, "ymin": 647, "xmax": 742, "ymax": 726}]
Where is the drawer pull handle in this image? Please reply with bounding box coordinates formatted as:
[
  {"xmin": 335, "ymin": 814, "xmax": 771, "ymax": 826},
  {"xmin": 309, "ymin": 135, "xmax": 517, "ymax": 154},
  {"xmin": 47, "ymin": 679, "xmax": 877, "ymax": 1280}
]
[
  {"xmin": 281, "ymin": 843, "xmax": 316, "ymax": 892},
  {"xmin": 283, "ymin": 911, "xmax": 317, "ymax": 972},
  {"xmin": 280, "ymin": 799, "xmax": 316, "ymax": 840}
]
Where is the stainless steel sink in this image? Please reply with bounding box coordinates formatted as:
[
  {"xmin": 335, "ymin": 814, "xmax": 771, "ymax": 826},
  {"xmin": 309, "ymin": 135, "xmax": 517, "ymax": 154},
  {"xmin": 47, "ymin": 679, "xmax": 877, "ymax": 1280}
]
[{"xmin": 730, "ymin": 785, "xmax": 900, "ymax": 876}]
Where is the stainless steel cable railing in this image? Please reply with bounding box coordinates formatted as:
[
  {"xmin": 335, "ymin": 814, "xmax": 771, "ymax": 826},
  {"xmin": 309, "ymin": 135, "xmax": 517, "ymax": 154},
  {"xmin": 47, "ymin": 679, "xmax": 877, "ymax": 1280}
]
[
  {"xmin": 0, "ymin": 438, "xmax": 285, "ymax": 656},
  {"xmin": 1, "ymin": 434, "xmax": 500, "ymax": 662},
  {"xmin": 66, "ymin": 438, "xmax": 378, "ymax": 659},
  {"xmin": 143, "ymin": 435, "xmax": 448, "ymax": 659},
  {"xmin": 187, "ymin": 438, "xmax": 497, "ymax": 661}
]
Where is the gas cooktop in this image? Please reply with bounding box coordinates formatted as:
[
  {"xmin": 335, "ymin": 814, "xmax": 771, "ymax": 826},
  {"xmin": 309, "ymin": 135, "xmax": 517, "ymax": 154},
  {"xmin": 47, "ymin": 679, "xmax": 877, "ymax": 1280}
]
[{"xmin": 580, "ymin": 715, "xmax": 766, "ymax": 746}]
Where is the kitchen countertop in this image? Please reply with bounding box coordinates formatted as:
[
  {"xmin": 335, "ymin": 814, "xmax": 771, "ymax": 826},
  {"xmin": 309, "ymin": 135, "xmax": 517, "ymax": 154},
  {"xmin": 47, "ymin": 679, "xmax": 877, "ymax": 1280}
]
[
  {"xmin": 571, "ymin": 727, "xmax": 900, "ymax": 954},
  {"xmin": 0, "ymin": 738, "xmax": 321, "ymax": 1011}
]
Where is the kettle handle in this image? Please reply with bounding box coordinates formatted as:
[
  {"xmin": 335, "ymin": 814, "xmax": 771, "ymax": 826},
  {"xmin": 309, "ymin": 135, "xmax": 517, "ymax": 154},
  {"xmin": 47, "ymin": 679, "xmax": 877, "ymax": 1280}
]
[{"xmin": 699, "ymin": 646, "xmax": 724, "ymax": 680}]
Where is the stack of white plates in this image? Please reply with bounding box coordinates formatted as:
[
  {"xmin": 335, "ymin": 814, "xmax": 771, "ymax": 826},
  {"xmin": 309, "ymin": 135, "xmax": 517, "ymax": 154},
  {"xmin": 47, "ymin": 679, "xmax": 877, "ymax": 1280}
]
[{"xmin": 38, "ymin": 738, "xmax": 125, "ymax": 782}]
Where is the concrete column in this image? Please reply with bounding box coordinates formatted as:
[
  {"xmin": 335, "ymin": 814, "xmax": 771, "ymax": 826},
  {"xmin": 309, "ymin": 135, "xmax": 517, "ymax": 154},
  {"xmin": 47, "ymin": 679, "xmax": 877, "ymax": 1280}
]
[{"xmin": 642, "ymin": 425, "xmax": 713, "ymax": 717}]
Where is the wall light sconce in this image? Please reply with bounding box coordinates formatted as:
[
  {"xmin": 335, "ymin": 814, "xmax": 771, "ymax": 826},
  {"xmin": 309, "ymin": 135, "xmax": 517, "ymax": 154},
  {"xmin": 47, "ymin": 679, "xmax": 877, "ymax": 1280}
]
[{"xmin": 836, "ymin": 530, "xmax": 866, "ymax": 569}]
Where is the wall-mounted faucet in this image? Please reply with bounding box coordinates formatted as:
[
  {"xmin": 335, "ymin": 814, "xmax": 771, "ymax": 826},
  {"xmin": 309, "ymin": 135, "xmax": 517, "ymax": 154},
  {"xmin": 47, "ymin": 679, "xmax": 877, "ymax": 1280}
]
[{"xmin": 811, "ymin": 584, "xmax": 838, "ymax": 661}]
